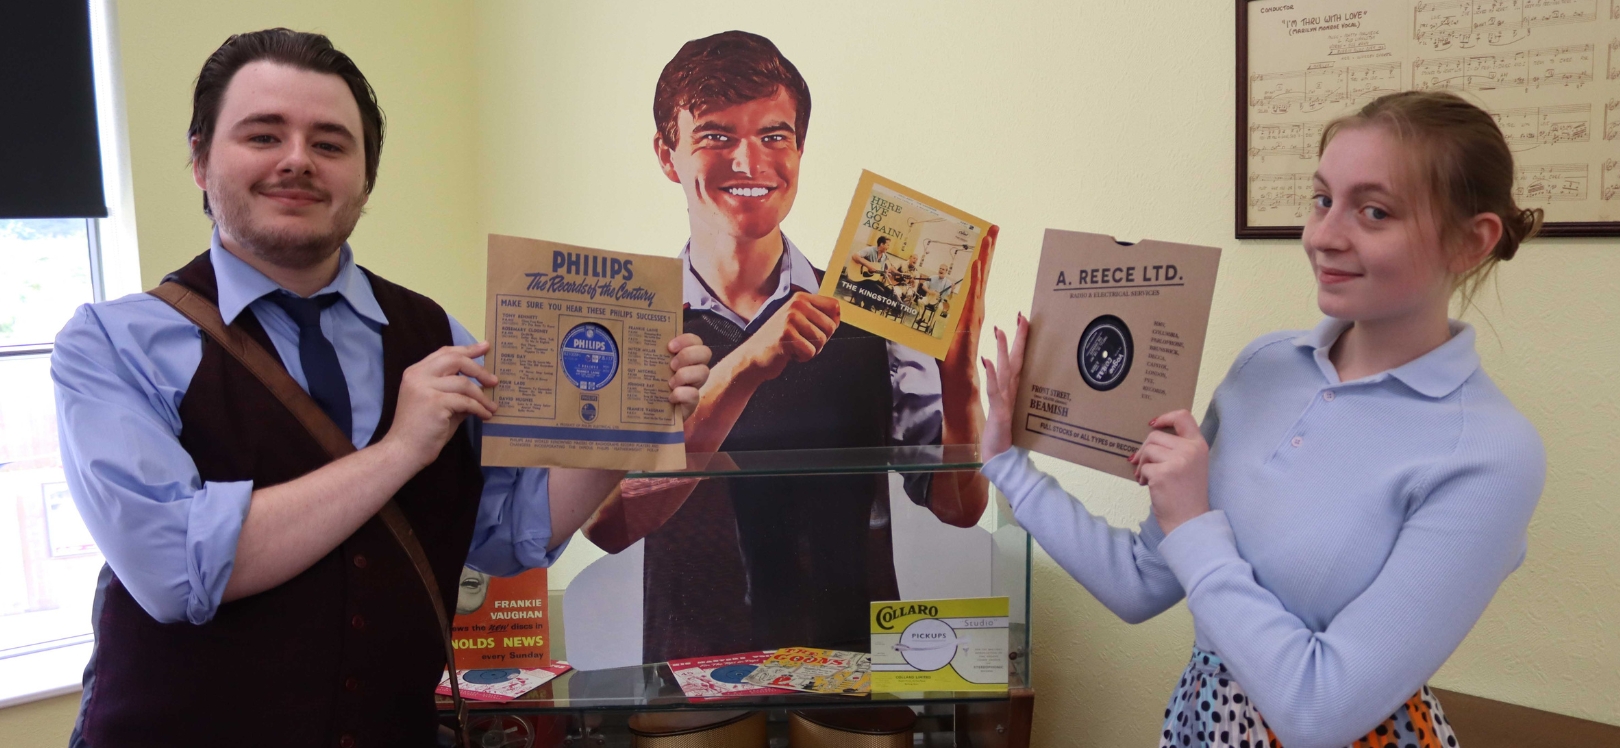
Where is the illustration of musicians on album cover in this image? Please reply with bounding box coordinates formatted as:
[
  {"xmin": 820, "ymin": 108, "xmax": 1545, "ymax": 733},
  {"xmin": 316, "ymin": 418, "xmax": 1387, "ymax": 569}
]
[{"xmin": 824, "ymin": 171, "xmax": 990, "ymax": 360}]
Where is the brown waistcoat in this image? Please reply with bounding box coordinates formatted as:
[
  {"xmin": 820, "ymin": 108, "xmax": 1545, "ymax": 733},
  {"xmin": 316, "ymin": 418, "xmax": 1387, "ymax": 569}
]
[{"xmin": 77, "ymin": 253, "xmax": 483, "ymax": 748}]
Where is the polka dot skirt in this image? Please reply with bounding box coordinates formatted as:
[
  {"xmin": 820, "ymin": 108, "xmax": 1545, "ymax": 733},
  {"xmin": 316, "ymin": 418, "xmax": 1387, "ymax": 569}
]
[{"xmin": 1159, "ymin": 648, "xmax": 1459, "ymax": 748}]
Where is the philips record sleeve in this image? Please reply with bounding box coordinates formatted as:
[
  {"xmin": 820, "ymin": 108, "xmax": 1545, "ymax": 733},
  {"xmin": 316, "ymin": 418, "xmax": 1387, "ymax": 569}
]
[{"xmin": 1011, "ymin": 230, "xmax": 1221, "ymax": 480}]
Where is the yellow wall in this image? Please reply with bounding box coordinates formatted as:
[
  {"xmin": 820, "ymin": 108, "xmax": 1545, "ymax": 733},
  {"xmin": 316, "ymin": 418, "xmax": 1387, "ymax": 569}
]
[
  {"xmin": 0, "ymin": 695, "xmax": 80, "ymax": 747},
  {"xmin": 6, "ymin": 1, "xmax": 1615, "ymax": 745},
  {"xmin": 117, "ymin": 0, "xmax": 487, "ymax": 326}
]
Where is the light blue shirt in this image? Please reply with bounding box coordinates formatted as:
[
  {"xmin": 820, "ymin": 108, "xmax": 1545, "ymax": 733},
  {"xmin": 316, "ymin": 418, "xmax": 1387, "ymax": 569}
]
[
  {"xmin": 983, "ymin": 318, "xmax": 1545, "ymax": 748},
  {"xmin": 51, "ymin": 234, "xmax": 564, "ymax": 626}
]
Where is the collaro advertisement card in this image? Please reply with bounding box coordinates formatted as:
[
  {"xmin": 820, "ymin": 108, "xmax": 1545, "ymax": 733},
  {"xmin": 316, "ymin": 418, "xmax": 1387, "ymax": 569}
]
[
  {"xmin": 819, "ymin": 170, "xmax": 991, "ymax": 360},
  {"xmin": 1012, "ymin": 230, "xmax": 1221, "ymax": 480},
  {"xmin": 870, "ymin": 597, "xmax": 1008, "ymax": 692},
  {"xmin": 482, "ymin": 235, "xmax": 685, "ymax": 471}
]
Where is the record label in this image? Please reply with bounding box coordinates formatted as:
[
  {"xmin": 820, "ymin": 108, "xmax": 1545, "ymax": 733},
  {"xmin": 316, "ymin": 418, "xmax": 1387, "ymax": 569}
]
[
  {"xmin": 1077, "ymin": 315, "xmax": 1132, "ymax": 391},
  {"xmin": 708, "ymin": 664, "xmax": 758, "ymax": 684},
  {"xmin": 559, "ymin": 322, "xmax": 619, "ymax": 391}
]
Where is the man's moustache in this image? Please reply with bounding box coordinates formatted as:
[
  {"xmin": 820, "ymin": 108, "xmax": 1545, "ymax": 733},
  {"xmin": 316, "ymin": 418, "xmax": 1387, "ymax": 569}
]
[{"xmin": 255, "ymin": 180, "xmax": 331, "ymax": 200}]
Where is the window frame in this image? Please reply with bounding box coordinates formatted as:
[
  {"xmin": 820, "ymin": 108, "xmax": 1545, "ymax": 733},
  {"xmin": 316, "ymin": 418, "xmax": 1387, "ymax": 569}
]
[{"xmin": 0, "ymin": 0, "xmax": 140, "ymax": 708}]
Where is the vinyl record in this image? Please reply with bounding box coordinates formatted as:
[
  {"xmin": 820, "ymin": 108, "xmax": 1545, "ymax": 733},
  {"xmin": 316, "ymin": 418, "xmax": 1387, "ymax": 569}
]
[
  {"xmin": 559, "ymin": 322, "xmax": 619, "ymax": 391},
  {"xmin": 464, "ymin": 668, "xmax": 522, "ymax": 685},
  {"xmin": 708, "ymin": 664, "xmax": 757, "ymax": 684},
  {"xmin": 1077, "ymin": 315, "xmax": 1133, "ymax": 391}
]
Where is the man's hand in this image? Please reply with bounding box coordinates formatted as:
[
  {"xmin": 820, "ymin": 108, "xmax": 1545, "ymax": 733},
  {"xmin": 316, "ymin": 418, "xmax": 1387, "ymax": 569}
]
[
  {"xmin": 979, "ymin": 312, "xmax": 1028, "ymax": 460},
  {"xmin": 666, "ymin": 333, "xmax": 711, "ymax": 420},
  {"xmin": 1128, "ymin": 409, "xmax": 1211, "ymax": 536},
  {"xmin": 733, "ymin": 292, "xmax": 840, "ymax": 382},
  {"xmin": 229, "ymin": 343, "xmax": 496, "ymax": 603},
  {"xmin": 381, "ymin": 342, "xmax": 499, "ymax": 470}
]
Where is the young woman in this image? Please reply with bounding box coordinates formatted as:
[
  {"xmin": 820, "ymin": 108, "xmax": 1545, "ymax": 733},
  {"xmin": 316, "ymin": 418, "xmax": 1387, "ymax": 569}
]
[{"xmin": 979, "ymin": 91, "xmax": 1547, "ymax": 748}]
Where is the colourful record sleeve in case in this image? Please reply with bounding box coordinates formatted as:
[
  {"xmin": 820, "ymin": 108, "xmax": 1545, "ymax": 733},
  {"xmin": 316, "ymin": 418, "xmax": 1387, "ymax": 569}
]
[
  {"xmin": 742, "ymin": 647, "xmax": 871, "ymax": 695},
  {"xmin": 668, "ymin": 651, "xmax": 792, "ymax": 699},
  {"xmin": 437, "ymin": 661, "xmax": 571, "ymax": 702}
]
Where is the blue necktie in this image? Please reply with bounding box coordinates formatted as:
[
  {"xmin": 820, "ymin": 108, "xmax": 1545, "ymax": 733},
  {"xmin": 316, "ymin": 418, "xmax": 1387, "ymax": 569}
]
[{"xmin": 268, "ymin": 293, "xmax": 353, "ymax": 441}]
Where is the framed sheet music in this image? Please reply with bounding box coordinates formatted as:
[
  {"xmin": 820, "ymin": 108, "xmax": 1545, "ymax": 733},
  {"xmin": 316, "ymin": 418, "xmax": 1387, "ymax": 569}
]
[{"xmin": 1237, "ymin": 0, "xmax": 1620, "ymax": 238}]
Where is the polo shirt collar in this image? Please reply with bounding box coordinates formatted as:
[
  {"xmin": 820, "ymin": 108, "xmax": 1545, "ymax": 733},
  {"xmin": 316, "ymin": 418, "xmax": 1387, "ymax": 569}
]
[
  {"xmin": 1293, "ymin": 316, "xmax": 1479, "ymax": 398},
  {"xmin": 209, "ymin": 228, "xmax": 389, "ymax": 327},
  {"xmin": 680, "ymin": 233, "xmax": 819, "ymax": 328}
]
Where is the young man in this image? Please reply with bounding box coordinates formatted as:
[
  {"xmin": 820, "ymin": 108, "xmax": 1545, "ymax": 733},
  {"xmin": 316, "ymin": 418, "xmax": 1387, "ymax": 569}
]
[
  {"xmin": 848, "ymin": 235, "xmax": 904, "ymax": 313},
  {"xmin": 922, "ymin": 264, "xmax": 956, "ymax": 320},
  {"xmin": 583, "ymin": 30, "xmax": 993, "ymax": 662},
  {"xmin": 51, "ymin": 29, "xmax": 709, "ymax": 747}
]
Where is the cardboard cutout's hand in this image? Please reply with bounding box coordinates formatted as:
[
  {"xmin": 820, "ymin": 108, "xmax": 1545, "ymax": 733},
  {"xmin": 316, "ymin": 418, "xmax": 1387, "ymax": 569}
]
[
  {"xmin": 929, "ymin": 226, "xmax": 997, "ymax": 528},
  {"xmin": 734, "ymin": 292, "xmax": 840, "ymax": 382},
  {"xmin": 940, "ymin": 226, "xmax": 997, "ymax": 445}
]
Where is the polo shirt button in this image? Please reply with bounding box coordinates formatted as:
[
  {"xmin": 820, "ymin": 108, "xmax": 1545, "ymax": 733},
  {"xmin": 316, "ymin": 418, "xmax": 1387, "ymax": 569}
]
[
  {"xmin": 352, "ymin": 554, "xmax": 367, "ymax": 569},
  {"xmin": 351, "ymin": 614, "xmax": 366, "ymax": 630},
  {"xmin": 1323, "ymin": 390, "xmax": 1335, "ymax": 402},
  {"xmin": 345, "ymin": 676, "xmax": 360, "ymax": 692},
  {"xmin": 1291, "ymin": 436, "xmax": 1304, "ymax": 448},
  {"xmin": 338, "ymin": 734, "xmax": 355, "ymax": 748}
]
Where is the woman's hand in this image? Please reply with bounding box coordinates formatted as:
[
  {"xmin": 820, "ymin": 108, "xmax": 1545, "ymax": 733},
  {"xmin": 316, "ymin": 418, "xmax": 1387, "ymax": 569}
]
[
  {"xmin": 979, "ymin": 312, "xmax": 1029, "ymax": 461},
  {"xmin": 1129, "ymin": 409, "xmax": 1210, "ymax": 536}
]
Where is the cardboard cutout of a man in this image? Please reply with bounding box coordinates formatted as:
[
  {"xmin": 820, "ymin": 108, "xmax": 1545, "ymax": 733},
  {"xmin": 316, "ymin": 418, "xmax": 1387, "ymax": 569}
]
[{"xmin": 584, "ymin": 30, "xmax": 994, "ymax": 661}]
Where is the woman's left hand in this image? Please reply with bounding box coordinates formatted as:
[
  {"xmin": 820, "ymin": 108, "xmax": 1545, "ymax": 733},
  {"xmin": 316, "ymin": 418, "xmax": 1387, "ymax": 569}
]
[{"xmin": 1128, "ymin": 409, "xmax": 1211, "ymax": 536}]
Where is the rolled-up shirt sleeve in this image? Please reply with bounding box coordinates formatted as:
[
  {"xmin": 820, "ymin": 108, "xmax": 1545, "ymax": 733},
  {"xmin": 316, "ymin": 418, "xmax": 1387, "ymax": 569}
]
[
  {"xmin": 51, "ymin": 302, "xmax": 253, "ymax": 625},
  {"xmin": 447, "ymin": 315, "xmax": 565, "ymax": 576}
]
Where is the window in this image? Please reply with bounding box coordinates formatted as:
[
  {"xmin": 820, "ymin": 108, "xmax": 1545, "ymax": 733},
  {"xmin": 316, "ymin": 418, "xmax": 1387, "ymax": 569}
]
[{"xmin": 0, "ymin": 0, "xmax": 140, "ymax": 707}]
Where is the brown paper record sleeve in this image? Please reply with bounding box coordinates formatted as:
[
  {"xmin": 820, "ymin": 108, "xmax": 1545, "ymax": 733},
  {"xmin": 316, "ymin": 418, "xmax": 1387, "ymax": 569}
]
[
  {"xmin": 1011, "ymin": 229, "xmax": 1221, "ymax": 480},
  {"xmin": 481, "ymin": 234, "xmax": 685, "ymax": 471}
]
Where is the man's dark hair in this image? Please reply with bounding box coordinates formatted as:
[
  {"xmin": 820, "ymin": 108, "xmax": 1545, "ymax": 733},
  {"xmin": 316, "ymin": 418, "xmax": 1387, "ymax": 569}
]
[
  {"xmin": 187, "ymin": 28, "xmax": 385, "ymax": 216},
  {"xmin": 876, "ymin": 236, "xmax": 889, "ymax": 247},
  {"xmin": 654, "ymin": 31, "xmax": 811, "ymax": 151}
]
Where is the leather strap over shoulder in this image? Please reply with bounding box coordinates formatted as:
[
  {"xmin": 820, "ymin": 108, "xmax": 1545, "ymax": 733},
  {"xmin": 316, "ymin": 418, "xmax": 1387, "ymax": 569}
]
[{"xmin": 148, "ymin": 281, "xmax": 471, "ymax": 746}]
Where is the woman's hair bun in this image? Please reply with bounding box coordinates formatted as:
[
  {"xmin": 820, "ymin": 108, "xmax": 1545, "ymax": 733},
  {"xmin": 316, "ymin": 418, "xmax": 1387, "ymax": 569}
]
[{"xmin": 1498, "ymin": 208, "xmax": 1543, "ymax": 261}]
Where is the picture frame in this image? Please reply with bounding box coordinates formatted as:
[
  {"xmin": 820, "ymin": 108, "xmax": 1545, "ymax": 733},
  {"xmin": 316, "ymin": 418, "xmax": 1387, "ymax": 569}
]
[{"xmin": 1236, "ymin": 0, "xmax": 1620, "ymax": 238}]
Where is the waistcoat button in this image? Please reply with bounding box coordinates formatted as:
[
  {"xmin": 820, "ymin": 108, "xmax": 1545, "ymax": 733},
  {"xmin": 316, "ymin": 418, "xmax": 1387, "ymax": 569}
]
[
  {"xmin": 344, "ymin": 676, "xmax": 360, "ymax": 692},
  {"xmin": 352, "ymin": 554, "xmax": 367, "ymax": 569},
  {"xmin": 351, "ymin": 614, "xmax": 366, "ymax": 630},
  {"xmin": 338, "ymin": 734, "xmax": 355, "ymax": 748}
]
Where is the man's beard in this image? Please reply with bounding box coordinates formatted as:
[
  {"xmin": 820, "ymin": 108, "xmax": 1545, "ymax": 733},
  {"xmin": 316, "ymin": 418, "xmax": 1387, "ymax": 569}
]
[{"xmin": 210, "ymin": 176, "xmax": 365, "ymax": 270}]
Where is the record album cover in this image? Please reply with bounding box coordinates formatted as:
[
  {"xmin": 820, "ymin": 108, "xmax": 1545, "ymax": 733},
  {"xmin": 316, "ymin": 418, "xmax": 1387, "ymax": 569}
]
[
  {"xmin": 668, "ymin": 651, "xmax": 791, "ymax": 699},
  {"xmin": 437, "ymin": 661, "xmax": 571, "ymax": 702},
  {"xmin": 742, "ymin": 647, "xmax": 871, "ymax": 695},
  {"xmin": 819, "ymin": 171, "xmax": 991, "ymax": 360}
]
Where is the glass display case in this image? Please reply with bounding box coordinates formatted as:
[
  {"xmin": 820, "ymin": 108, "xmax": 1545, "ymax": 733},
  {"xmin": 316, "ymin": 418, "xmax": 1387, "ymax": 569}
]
[{"xmin": 441, "ymin": 445, "xmax": 1032, "ymax": 748}]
